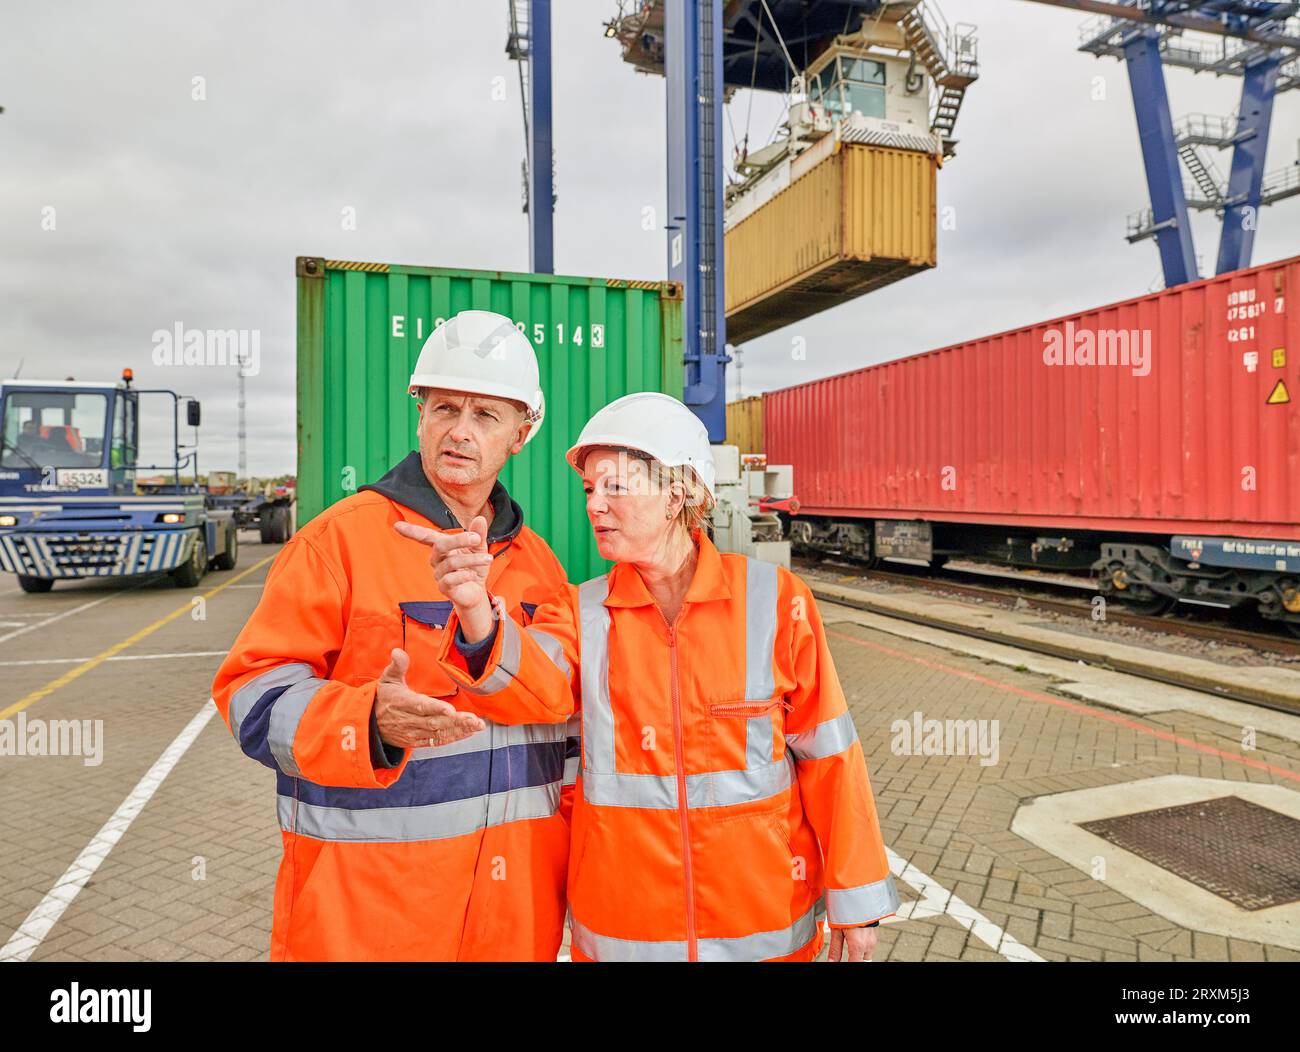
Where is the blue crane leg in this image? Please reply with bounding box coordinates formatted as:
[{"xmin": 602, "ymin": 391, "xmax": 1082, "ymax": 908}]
[
  {"xmin": 1216, "ymin": 52, "xmax": 1280, "ymax": 276},
  {"xmin": 666, "ymin": 0, "xmax": 727, "ymax": 441},
  {"xmin": 529, "ymin": 0, "xmax": 554, "ymax": 274},
  {"xmin": 1123, "ymin": 28, "xmax": 1199, "ymax": 288}
]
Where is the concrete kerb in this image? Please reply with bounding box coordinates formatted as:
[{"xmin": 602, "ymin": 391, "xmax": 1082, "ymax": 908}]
[{"xmin": 807, "ymin": 579, "xmax": 1300, "ymax": 746}]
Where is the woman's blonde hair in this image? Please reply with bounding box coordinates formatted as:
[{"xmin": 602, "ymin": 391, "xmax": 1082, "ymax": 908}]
[{"xmin": 662, "ymin": 462, "xmax": 713, "ymax": 535}]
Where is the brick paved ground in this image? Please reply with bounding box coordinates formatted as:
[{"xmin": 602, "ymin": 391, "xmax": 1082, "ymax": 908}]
[
  {"xmin": 824, "ymin": 617, "xmax": 1300, "ymax": 962},
  {"xmin": 2, "ymin": 550, "xmax": 1297, "ymax": 962}
]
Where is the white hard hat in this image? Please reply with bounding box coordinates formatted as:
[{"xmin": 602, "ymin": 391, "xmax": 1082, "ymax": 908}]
[
  {"xmin": 408, "ymin": 310, "xmax": 545, "ymax": 444},
  {"xmin": 566, "ymin": 391, "xmax": 716, "ymax": 501}
]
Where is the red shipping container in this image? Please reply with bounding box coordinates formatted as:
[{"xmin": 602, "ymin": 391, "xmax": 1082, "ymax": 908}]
[{"xmin": 765, "ymin": 255, "xmax": 1300, "ymax": 541}]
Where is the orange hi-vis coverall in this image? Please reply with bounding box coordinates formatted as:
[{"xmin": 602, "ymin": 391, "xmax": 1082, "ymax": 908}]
[
  {"xmin": 210, "ymin": 452, "xmax": 577, "ymax": 961},
  {"xmin": 438, "ymin": 527, "xmax": 900, "ymax": 962}
]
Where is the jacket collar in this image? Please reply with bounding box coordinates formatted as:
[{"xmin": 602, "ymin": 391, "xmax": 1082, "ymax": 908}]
[
  {"xmin": 358, "ymin": 451, "xmax": 524, "ymax": 544},
  {"xmin": 604, "ymin": 527, "xmax": 732, "ymax": 608}
]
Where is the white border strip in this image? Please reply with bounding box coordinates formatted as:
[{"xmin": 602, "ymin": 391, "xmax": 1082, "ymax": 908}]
[
  {"xmin": 0, "ymin": 592, "xmax": 122, "ymax": 646},
  {"xmin": 888, "ymin": 846, "xmax": 1044, "ymax": 962},
  {"xmin": 0, "ymin": 650, "xmax": 228, "ymax": 668},
  {"xmin": 0, "ymin": 702, "xmax": 216, "ymax": 963}
]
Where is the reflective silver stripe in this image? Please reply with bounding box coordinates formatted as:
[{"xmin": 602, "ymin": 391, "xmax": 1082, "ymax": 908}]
[
  {"xmin": 786, "ymin": 711, "xmax": 860, "ymax": 761},
  {"xmin": 744, "ymin": 559, "xmax": 780, "ymax": 768},
  {"xmin": 526, "ymin": 626, "xmax": 571, "ymax": 679},
  {"xmin": 562, "ymin": 755, "xmax": 579, "ymax": 787},
  {"xmin": 699, "ymin": 903, "xmax": 819, "ymax": 962},
  {"xmin": 407, "ymin": 718, "xmax": 566, "ymax": 761},
  {"xmin": 228, "ymin": 663, "xmax": 314, "ymax": 742},
  {"xmin": 570, "ymin": 903, "xmax": 819, "ymax": 962},
  {"xmin": 456, "ymin": 615, "xmax": 523, "ymax": 696},
  {"xmin": 267, "ymin": 677, "xmax": 328, "ymax": 778},
  {"xmin": 687, "ymin": 756, "xmax": 792, "ymax": 809},
  {"xmin": 578, "ymin": 576, "xmax": 614, "ymax": 773},
  {"xmin": 746, "ymin": 712, "xmax": 775, "ymax": 772},
  {"xmin": 583, "ymin": 755, "xmax": 793, "ymax": 810},
  {"xmin": 744, "ymin": 558, "xmax": 778, "ymax": 698},
  {"xmin": 582, "ymin": 769, "xmax": 678, "ymax": 809},
  {"xmin": 825, "ymin": 874, "xmax": 901, "ymax": 925},
  {"xmin": 279, "ymin": 782, "xmax": 561, "ymax": 842}
]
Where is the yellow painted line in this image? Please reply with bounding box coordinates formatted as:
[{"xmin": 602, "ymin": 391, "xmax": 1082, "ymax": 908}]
[{"xmin": 0, "ymin": 555, "xmax": 275, "ymax": 721}]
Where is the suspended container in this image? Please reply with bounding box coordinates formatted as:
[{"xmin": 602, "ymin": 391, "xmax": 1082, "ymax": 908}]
[
  {"xmin": 296, "ymin": 256, "xmax": 683, "ymax": 580},
  {"xmin": 725, "ymin": 138, "xmax": 938, "ymax": 343}
]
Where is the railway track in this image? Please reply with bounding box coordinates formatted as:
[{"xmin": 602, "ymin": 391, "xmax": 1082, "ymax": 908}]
[
  {"xmin": 795, "ymin": 555, "xmax": 1300, "ymax": 716},
  {"xmin": 848, "ymin": 564, "xmax": 1300, "ymax": 660}
]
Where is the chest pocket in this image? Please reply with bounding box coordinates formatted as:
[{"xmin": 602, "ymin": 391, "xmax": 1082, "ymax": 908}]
[
  {"xmin": 397, "ymin": 600, "xmax": 540, "ymax": 697},
  {"xmin": 399, "ymin": 601, "xmax": 454, "ymax": 632},
  {"xmin": 400, "ymin": 601, "xmax": 539, "ymax": 630},
  {"xmin": 706, "ymin": 558, "xmax": 788, "ymax": 771},
  {"xmin": 397, "ymin": 601, "xmax": 460, "ymax": 698}
]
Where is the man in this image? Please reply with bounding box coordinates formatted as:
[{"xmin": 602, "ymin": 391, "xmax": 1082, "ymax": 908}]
[
  {"xmin": 211, "ymin": 310, "xmax": 576, "ymax": 961},
  {"xmin": 16, "ymin": 419, "xmax": 44, "ymax": 456}
]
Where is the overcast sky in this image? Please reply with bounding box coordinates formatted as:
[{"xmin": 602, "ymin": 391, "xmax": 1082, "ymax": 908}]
[{"xmin": 3, "ymin": 0, "xmax": 1297, "ymax": 476}]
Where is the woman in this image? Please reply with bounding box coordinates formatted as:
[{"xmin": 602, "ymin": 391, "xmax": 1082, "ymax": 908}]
[{"xmin": 409, "ymin": 392, "xmax": 898, "ymax": 962}]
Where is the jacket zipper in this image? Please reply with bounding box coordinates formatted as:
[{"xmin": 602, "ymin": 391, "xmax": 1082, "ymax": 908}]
[
  {"xmin": 660, "ymin": 608, "xmax": 698, "ymax": 962},
  {"xmin": 709, "ymin": 698, "xmax": 792, "ymax": 718}
]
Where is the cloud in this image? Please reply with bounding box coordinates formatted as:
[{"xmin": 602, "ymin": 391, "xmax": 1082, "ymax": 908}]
[{"xmin": 2, "ymin": 0, "xmax": 1296, "ymax": 472}]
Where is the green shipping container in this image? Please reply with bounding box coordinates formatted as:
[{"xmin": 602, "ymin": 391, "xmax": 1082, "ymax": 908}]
[{"xmin": 296, "ymin": 256, "xmax": 684, "ymax": 581}]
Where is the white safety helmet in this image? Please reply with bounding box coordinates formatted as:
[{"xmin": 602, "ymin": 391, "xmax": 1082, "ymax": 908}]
[
  {"xmin": 566, "ymin": 391, "xmax": 716, "ymax": 502},
  {"xmin": 408, "ymin": 310, "xmax": 545, "ymax": 444}
]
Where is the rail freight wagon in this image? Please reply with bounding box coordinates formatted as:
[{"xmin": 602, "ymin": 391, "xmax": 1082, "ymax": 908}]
[{"xmin": 765, "ymin": 255, "xmax": 1300, "ymax": 634}]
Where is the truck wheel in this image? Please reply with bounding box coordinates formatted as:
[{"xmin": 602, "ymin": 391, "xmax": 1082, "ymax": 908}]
[
  {"xmin": 270, "ymin": 505, "xmax": 290, "ymax": 544},
  {"xmin": 17, "ymin": 575, "xmax": 54, "ymax": 594},
  {"xmin": 172, "ymin": 534, "xmax": 207, "ymax": 588},
  {"xmin": 213, "ymin": 528, "xmax": 238, "ymax": 571},
  {"xmin": 259, "ymin": 513, "xmax": 275, "ymax": 544}
]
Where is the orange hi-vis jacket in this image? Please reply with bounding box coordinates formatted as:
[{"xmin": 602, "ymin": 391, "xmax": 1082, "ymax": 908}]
[
  {"xmin": 210, "ymin": 453, "xmax": 577, "ymax": 961},
  {"xmin": 439, "ymin": 527, "xmax": 900, "ymax": 962}
]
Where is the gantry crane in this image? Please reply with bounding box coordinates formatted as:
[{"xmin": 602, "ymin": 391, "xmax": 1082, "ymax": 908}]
[
  {"xmin": 606, "ymin": 0, "xmax": 975, "ymax": 440},
  {"xmin": 507, "ymin": 0, "xmax": 555, "ymax": 273},
  {"xmin": 1023, "ymin": 0, "xmax": 1300, "ymax": 287},
  {"xmin": 510, "ymin": 2, "xmax": 1297, "ymax": 437}
]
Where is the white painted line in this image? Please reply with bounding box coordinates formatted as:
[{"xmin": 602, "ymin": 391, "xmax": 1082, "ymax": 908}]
[
  {"xmin": 0, "ymin": 592, "xmax": 124, "ymax": 646},
  {"xmin": 0, "ymin": 650, "xmax": 228, "ymax": 668},
  {"xmin": 887, "ymin": 846, "xmax": 1045, "ymax": 962},
  {"xmin": 0, "ymin": 701, "xmax": 217, "ymax": 963}
]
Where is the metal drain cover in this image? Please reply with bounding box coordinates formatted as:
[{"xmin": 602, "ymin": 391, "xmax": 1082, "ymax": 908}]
[{"xmin": 1080, "ymin": 796, "xmax": 1300, "ymax": 911}]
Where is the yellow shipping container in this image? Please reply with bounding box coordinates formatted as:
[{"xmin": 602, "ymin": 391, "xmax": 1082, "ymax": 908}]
[
  {"xmin": 725, "ymin": 396, "xmax": 764, "ymax": 455},
  {"xmin": 724, "ymin": 142, "xmax": 937, "ymax": 343}
]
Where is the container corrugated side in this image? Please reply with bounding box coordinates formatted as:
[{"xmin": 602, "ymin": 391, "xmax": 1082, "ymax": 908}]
[
  {"xmin": 725, "ymin": 396, "xmax": 765, "ymax": 454},
  {"xmin": 297, "ymin": 257, "xmax": 684, "ymax": 580},
  {"xmin": 765, "ymin": 255, "xmax": 1300, "ymax": 540},
  {"xmin": 725, "ymin": 142, "xmax": 937, "ymax": 343}
]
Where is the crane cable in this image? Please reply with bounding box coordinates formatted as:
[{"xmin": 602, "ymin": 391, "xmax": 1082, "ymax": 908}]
[
  {"xmin": 510, "ymin": 0, "xmax": 530, "ymax": 192},
  {"xmin": 738, "ymin": 11, "xmax": 764, "ymax": 167},
  {"xmin": 756, "ymin": 0, "xmax": 803, "ymax": 155},
  {"xmin": 758, "ymin": 0, "xmax": 799, "ymax": 80}
]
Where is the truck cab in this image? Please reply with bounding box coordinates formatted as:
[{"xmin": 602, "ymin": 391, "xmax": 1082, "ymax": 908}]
[{"xmin": 0, "ymin": 373, "xmax": 238, "ymax": 592}]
